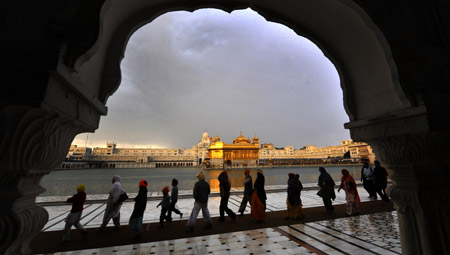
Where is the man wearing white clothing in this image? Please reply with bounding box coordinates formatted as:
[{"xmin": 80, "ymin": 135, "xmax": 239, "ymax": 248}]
[
  {"xmin": 98, "ymin": 175, "xmax": 125, "ymax": 231},
  {"xmin": 360, "ymin": 162, "xmax": 377, "ymax": 199}
]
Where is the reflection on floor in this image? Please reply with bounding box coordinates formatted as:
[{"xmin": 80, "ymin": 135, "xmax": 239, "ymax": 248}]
[{"xmin": 41, "ymin": 212, "xmax": 400, "ymax": 255}]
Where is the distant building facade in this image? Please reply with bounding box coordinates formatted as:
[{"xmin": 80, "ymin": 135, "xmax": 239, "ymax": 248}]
[
  {"xmin": 66, "ymin": 131, "xmax": 375, "ymax": 168},
  {"xmin": 66, "ymin": 131, "xmax": 211, "ymax": 168},
  {"xmin": 67, "ymin": 145, "xmax": 92, "ymax": 160},
  {"xmin": 259, "ymin": 140, "xmax": 375, "ymax": 165}
]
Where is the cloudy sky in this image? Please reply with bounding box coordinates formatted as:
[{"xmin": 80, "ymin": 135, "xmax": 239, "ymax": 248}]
[{"xmin": 72, "ymin": 8, "xmax": 350, "ymax": 149}]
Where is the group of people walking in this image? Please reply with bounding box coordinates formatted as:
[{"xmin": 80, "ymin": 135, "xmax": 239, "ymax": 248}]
[
  {"xmin": 317, "ymin": 160, "xmax": 390, "ymax": 216},
  {"xmin": 360, "ymin": 161, "xmax": 390, "ymax": 204},
  {"xmin": 61, "ymin": 161, "xmax": 389, "ymax": 242}
]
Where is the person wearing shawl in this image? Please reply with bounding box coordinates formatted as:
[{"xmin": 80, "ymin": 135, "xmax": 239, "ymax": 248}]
[
  {"xmin": 317, "ymin": 167, "xmax": 336, "ymax": 214},
  {"xmin": 98, "ymin": 175, "xmax": 125, "ymax": 231},
  {"xmin": 286, "ymin": 173, "xmax": 304, "ymax": 219},
  {"xmin": 238, "ymin": 169, "xmax": 253, "ymax": 216},
  {"xmin": 157, "ymin": 186, "xmax": 171, "ymax": 227},
  {"xmin": 338, "ymin": 169, "xmax": 360, "ymax": 216},
  {"xmin": 186, "ymin": 171, "xmax": 212, "ymax": 232},
  {"xmin": 218, "ymin": 171, "xmax": 236, "ymax": 222},
  {"xmin": 251, "ymin": 170, "xmax": 267, "ymax": 221},
  {"xmin": 129, "ymin": 180, "xmax": 148, "ymax": 240},
  {"xmin": 61, "ymin": 184, "xmax": 88, "ymax": 243}
]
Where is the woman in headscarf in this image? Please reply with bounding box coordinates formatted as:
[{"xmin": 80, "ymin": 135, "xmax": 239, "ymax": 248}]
[
  {"xmin": 251, "ymin": 170, "xmax": 267, "ymax": 221},
  {"xmin": 338, "ymin": 169, "xmax": 360, "ymax": 216},
  {"xmin": 129, "ymin": 180, "xmax": 148, "ymax": 240},
  {"xmin": 218, "ymin": 170, "xmax": 236, "ymax": 222},
  {"xmin": 317, "ymin": 167, "xmax": 336, "ymax": 214},
  {"xmin": 286, "ymin": 173, "xmax": 304, "ymax": 219}
]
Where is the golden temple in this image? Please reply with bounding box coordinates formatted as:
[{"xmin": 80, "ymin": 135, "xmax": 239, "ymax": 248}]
[{"xmin": 207, "ymin": 132, "xmax": 259, "ymax": 168}]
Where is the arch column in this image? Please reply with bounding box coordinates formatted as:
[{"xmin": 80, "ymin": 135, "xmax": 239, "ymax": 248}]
[
  {"xmin": 0, "ymin": 106, "xmax": 88, "ymax": 254},
  {"xmin": 346, "ymin": 106, "xmax": 450, "ymax": 255}
]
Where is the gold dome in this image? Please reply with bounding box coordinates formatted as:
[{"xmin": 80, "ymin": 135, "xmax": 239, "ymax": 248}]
[
  {"xmin": 233, "ymin": 132, "xmax": 251, "ymax": 144},
  {"xmin": 213, "ymin": 135, "xmax": 221, "ymax": 143}
]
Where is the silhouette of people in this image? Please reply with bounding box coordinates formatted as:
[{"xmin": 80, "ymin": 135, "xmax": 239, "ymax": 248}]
[
  {"xmin": 218, "ymin": 170, "xmax": 236, "ymax": 222},
  {"xmin": 338, "ymin": 169, "xmax": 360, "ymax": 216},
  {"xmin": 61, "ymin": 184, "xmax": 88, "ymax": 243},
  {"xmin": 186, "ymin": 172, "xmax": 212, "ymax": 232},
  {"xmin": 373, "ymin": 160, "xmax": 390, "ymax": 204},
  {"xmin": 157, "ymin": 186, "xmax": 171, "ymax": 227},
  {"xmin": 238, "ymin": 169, "xmax": 253, "ymax": 216},
  {"xmin": 361, "ymin": 162, "xmax": 377, "ymax": 199},
  {"xmin": 167, "ymin": 179, "xmax": 183, "ymax": 221},
  {"xmin": 317, "ymin": 167, "xmax": 336, "ymax": 214},
  {"xmin": 98, "ymin": 175, "xmax": 125, "ymax": 231},
  {"xmin": 129, "ymin": 180, "xmax": 147, "ymax": 240},
  {"xmin": 251, "ymin": 170, "xmax": 267, "ymax": 221},
  {"xmin": 286, "ymin": 173, "xmax": 304, "ymax": 219}
]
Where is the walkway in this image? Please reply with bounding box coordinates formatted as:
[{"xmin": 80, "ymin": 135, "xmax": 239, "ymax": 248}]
[{"xmin": 32, "ymin": 186, "xmax": 401, "ymax": 254}]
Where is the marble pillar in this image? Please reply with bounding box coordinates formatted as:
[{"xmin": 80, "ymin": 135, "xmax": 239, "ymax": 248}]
[{"xmin": 346, "ymin": 109, "xmax": 450, "ymax": 254}]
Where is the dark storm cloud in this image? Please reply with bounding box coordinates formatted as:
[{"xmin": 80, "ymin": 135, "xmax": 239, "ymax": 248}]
[{"xmin": 73, "ymin": 9, "xmax": 350, "ymax": 149}]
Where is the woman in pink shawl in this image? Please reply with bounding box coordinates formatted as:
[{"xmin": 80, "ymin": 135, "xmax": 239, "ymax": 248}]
[{"xmin": 338, "ymin": 169, "xmax": 360, "ymax": 216}]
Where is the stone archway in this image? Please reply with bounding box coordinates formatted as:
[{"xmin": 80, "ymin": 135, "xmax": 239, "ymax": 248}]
[{"xmin": 1, "ymin": 0, "xmax": 449, "ymax": 254}]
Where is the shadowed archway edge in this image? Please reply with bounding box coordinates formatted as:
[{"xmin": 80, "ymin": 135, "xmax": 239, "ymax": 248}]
[{"xmin": 67, "ymin": 0, "xmax": 411, "ymax": 123}]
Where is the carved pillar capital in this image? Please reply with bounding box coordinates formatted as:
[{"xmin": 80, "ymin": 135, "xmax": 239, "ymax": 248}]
[{"xmin": 0, "ymin": 106, "xmax": 86, "ymax": 254}]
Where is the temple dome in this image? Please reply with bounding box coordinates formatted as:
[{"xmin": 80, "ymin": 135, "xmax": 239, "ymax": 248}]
[
  {"xmin": 233, "ymin": 132, "xmax": 251, "ymax": 144},
  {"xmin": 213, "ymin": 135, "xmax": 221, "ymax": 143}
]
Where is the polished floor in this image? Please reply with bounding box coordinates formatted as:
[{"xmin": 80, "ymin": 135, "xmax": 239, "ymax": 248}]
[
  {"xmin": 37, "ymin": 185, "xmax": 401, "ymax": 254},
  {"xmin": 39, "ymin": 211, "xmax": 400, "ymax": 255}
]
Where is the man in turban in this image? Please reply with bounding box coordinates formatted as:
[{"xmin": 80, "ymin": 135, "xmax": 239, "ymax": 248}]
[{"xmin": 61, "ymin": 184, "xmax": 88, "ymax": 243}]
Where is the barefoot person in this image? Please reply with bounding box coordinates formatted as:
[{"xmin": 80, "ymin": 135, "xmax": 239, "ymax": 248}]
[
  {"xmin": 218, "ymin": 170, "xmax": 236, "ymax": 222},
  {"xmin": 98, "ymin": 175, "xmax": 125, "ymax": 231},
  {"xmin": 238, "ymin": 169, "xmax": 253, "ymax": 216},
  {"xmin": 167, "ymin": 179, "xmax": 183, "ymax": 221},
  {"xmin": 129, "ymin": 180, "xmax": 148, "ymax": 240},
  {"xmin": 374, "ymin": 160, "xmax": 390, "ymax": 204},
  {"xmin": 186, "ymin": 172, "xmax": 212, "ymax": 232},
  {"xmin": 361, "ymin": 162, "xmax": 376, "ymax": 199},
  {"xmin": 61, "ymin": 184, "xmax": 88, "ymax": 243},
  {"xmin": 317, "ymin": 167, "xmax": 336, "ymax": 214},
  {"xmin": 338, "ymin": 169, "xmax": 360, "ymax": 216},
  {"xmin": 286, "ymin": 173, "xmax": 304, "ymax": 219},
  {"xmin": 251, "ymin": 170, "xmax": 267, "ymax": 222},
  {"xmin": 157, "ymin": 186, "xmax": 171, "ymax": 228}
]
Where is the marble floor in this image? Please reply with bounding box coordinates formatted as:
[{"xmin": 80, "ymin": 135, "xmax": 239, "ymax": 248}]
[{"xmin": 39, "ymin": 211, "xmax": 401, "ymax": 255}]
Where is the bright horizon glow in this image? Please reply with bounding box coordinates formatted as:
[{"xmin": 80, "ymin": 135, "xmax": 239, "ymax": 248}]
[{"xmin": 72, "ymin": 8, "xmax": 349, "ymax": 149}]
